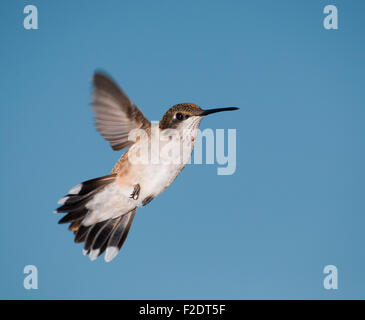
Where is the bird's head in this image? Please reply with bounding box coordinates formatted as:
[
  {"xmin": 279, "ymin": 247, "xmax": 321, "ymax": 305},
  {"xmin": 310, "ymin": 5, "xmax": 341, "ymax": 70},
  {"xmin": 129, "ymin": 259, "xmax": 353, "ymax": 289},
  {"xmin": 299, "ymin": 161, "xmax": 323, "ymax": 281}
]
[{"xmin": 159, "ymin": 103, "xmax": 238, "ymax": 133}]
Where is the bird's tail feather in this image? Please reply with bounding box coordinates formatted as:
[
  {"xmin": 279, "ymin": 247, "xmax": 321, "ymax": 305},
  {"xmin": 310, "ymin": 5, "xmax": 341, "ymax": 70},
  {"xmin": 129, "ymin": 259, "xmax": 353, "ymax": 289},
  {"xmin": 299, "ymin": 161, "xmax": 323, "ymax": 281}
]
[{"xmin": 55, "ymin": 174, "xmax": 137, "ymax": 262}]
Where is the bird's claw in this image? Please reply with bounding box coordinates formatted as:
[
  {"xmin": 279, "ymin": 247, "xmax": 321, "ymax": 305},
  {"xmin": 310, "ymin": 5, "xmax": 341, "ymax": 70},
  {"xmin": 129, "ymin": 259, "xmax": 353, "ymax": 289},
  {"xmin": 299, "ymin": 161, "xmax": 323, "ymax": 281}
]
[{"xmin": 130, "ymin": 184, "xmax": 140, "ymax": 200}]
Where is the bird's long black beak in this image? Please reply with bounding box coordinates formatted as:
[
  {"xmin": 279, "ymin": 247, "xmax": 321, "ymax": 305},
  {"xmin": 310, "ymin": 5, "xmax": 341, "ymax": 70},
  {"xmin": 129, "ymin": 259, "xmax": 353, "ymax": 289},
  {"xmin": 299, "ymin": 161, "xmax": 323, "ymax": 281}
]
[{"xmin": 200, "ymin": 107, "xmax": 239, "ymax": 116}]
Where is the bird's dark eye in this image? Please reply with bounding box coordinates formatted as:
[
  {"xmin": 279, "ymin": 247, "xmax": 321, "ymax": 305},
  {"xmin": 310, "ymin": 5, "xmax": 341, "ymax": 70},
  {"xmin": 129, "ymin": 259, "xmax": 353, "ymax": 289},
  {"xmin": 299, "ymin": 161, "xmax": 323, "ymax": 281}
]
[{"xmin": 176, "ymin": 113, "xmax": 184, "ymax": 121}]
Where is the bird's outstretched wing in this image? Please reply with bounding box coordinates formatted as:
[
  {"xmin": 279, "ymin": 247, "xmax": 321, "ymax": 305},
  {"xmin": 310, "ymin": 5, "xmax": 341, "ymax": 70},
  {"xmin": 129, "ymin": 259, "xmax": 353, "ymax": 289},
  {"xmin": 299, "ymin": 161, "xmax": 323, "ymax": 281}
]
[{"xmin": 92, "ymin": 72, "xmax": 150, "ymax": 151}]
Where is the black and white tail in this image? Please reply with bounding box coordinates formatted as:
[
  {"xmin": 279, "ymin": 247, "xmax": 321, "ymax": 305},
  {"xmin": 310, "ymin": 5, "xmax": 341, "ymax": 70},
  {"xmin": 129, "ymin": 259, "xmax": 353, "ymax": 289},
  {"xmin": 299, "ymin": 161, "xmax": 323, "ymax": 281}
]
[{"xmin": 55, "ymin": 174, "xmax": 137, "ymax": 262}]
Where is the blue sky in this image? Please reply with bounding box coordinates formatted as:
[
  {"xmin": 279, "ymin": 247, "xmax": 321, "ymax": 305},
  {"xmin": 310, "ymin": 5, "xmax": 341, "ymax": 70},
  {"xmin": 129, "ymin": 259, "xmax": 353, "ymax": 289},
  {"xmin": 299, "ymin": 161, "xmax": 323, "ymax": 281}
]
[{"xmin": 0, "ymin": 0, "xmax": 364, "ymax": 299}]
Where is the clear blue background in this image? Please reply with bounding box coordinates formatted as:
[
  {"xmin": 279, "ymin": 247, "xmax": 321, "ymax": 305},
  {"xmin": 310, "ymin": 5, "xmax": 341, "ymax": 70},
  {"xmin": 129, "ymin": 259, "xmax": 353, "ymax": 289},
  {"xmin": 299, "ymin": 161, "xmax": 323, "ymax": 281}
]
[{"xmin": 1, "ymin": 0, "xmax": 364, "ymax": 299}]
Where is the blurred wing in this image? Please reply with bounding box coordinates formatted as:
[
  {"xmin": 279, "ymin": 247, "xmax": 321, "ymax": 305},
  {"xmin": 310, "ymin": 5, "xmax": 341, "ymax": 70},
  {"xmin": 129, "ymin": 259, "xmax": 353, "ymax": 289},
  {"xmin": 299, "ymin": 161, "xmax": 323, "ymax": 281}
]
[{"xmin": 92, "ymin": 72, "xmax": 150, "ymax": 151}]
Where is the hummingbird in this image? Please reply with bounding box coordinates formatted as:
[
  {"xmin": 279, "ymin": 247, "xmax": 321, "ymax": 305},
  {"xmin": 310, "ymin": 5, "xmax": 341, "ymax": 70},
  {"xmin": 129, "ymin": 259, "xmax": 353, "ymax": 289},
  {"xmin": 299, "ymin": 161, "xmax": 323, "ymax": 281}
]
[{"xmin": 55, "ymin": 72, "xmax": 238, "ymax": 262}]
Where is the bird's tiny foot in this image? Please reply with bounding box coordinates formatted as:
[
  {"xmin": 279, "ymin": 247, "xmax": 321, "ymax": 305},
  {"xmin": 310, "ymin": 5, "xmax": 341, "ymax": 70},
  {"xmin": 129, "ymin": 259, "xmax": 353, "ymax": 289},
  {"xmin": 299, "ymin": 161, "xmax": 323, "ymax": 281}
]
[
  {"xmin": 130, "ymin": 184, "xmax": 140, "ymax": 200},
  {"xmin": 142, "ymin": 195, "xmax": 154, "ymax": 206}
]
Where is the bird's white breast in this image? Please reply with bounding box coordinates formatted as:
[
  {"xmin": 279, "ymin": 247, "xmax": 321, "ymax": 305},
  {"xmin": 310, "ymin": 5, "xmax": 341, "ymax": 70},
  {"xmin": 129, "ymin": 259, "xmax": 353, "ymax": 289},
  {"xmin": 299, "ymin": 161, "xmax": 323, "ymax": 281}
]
[
  {"xmin": 83, "ymin": 121, "xmax": 200, "ymax": 226},
  {"xmin": 130, "ymin": 126, "xmax": 197, "ymax": 201}
]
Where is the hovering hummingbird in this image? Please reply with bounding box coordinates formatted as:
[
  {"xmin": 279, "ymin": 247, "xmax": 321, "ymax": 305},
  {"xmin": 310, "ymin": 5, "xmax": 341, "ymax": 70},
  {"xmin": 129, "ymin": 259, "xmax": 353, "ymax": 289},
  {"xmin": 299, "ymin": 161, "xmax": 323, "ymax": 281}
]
[{"xmin": 55, "ymin": 72, "xmax": 238, "ymax": 262}]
